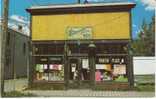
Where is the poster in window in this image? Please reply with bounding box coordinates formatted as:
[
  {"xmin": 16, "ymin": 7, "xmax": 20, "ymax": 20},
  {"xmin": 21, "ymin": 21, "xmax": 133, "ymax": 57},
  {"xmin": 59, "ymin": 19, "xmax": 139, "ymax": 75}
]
[
  {"xmin": 49, "ymin": 64, "xmax": 59, "ymax": 70},
  {"xmin": 49, "ymin": 64, "xmax": 53, "ymax": 70},
  {"xmin": 43, "ymin": 64, "xmax": 48, "ymax": 70},
  {"xmin": 96, "ymin": 64, "xmax": 111, "ymax": 71},
  {"xmin": 104, "ymin": 64, "xmax": 111, "ymax": 71},
  {"xmin": 58, "ymin": 65, "xmax": 62, "ymax": 70},
  {"xmin": 36, "ymin": 64, "xmax": 44, "ymax": 72},
  {"xmin": 39, "ymin": 64, "xmax": 44, "ymax": 72},
  {"xmin": 96, "ymin": 64, "xmax": 104, "ymax": 69},
  {"xmin": 72, "ymin": 67, "xmax": 76, "ymax": 72},
  {"xmin": 82, "ymin": 59, "xmax": 89, "ymax": 69},
  {"xmin": 113, "ymin": 64, "xmax": 126, "ymax": 75},
  {"xmin": 36, "ymin": 64, "xmax": 40, "ymax": 71}
]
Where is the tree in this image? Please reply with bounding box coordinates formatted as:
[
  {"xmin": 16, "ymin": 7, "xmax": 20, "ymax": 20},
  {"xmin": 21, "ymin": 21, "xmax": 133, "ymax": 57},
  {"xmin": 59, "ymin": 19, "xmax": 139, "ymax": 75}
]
[{"xmin": 132, "ymin": 16, "xmax": 155, "ymax": 56}]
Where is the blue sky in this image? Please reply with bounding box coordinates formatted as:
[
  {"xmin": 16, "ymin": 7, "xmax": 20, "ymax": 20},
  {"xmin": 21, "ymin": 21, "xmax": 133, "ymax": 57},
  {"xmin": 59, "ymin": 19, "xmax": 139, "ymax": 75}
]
[{"xmin": 0, "ymin": 0, "xmax": 155, "ymax": 39}]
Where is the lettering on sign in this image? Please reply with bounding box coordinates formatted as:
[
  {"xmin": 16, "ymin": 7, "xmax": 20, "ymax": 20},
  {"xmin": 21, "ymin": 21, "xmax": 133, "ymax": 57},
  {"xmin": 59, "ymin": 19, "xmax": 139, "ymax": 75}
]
[
  {"xmin": 98, "ymin": 58, "xmax": 109, "ymax": 63},
  {"xmin": 49, "ymin": 57, "xmax": 62, "ymax": 61}
]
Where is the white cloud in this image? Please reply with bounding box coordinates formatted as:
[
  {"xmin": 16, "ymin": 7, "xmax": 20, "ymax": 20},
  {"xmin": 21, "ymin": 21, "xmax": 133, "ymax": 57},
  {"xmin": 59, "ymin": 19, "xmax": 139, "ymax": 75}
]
[
  {"xmin": 9, "ymin": 15, "xmax": 30, "ymax": 36},
  {"xmin": 10, "ymin": 15, "xmax": 29, "ymax": 24},
  {"xmin": 137, "ymin": 0, "xmax": 156, "ymax": 11}
]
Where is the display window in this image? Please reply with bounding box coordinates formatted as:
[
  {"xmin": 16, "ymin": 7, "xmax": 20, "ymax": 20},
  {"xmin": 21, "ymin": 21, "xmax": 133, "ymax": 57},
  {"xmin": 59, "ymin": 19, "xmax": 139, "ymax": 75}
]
[
  {"xmin": 34, "ymin": 56, "xmax": 64, "ymax": 82},
  {"xmin": 95, "ymin": 56, "xmax": 128, "ymax": 82},
  {"xmin": 49, "ymin": 64, "xmax": 64, "ymax": 81}
]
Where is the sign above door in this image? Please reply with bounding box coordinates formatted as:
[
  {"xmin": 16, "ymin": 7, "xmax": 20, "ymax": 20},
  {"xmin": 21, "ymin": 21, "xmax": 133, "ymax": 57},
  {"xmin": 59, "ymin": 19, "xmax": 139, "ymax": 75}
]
[{"xmin": 66, "ymin": 26, "xmax": 92, "ymax": 40}]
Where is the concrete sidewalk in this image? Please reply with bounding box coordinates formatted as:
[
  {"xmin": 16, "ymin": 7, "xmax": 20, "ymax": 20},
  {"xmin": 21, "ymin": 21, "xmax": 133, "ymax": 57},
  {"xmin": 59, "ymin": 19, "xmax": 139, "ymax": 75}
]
[{"xmin": 23, "ymin": 89, "xmax": 155, "ymax": 97}]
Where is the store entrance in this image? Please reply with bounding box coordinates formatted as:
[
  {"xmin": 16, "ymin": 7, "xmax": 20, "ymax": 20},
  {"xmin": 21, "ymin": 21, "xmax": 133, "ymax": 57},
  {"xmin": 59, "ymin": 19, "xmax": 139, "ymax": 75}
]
[{"xmin": 68, "ymin": 57, "xmax": 91, "ymax": 89}]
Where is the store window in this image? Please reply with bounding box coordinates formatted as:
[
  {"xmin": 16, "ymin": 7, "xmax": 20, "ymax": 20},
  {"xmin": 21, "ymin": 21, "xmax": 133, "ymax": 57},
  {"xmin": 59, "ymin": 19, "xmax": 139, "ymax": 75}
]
[
  {"xmin": 49, "ymin": 57, "xmax": 64, "ymax": 81},
  {"xmin": 34, "ymin": 56, "xmax": 64, "ymax": 81},
  {"xmin": 95, "ymin": 57, "xmax": 128, "ymax": 82}
]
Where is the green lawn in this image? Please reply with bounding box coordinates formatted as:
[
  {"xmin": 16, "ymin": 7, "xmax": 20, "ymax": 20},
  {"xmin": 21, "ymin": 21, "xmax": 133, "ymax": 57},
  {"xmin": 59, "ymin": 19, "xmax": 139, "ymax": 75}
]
[
  {"xmin": 135, "ymin": 84, "xmax": 155, "ymax": 92},
  {"xmin": 134, "ymin": 75, "xmax": 155, "ymax": 92}
]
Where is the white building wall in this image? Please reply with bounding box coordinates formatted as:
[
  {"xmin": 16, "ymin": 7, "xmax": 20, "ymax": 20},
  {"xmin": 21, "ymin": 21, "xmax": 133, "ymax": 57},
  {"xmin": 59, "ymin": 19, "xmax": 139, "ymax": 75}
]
[{"xmin": 133, "ymin": 57, "xmax": 156, "ymax": 75}]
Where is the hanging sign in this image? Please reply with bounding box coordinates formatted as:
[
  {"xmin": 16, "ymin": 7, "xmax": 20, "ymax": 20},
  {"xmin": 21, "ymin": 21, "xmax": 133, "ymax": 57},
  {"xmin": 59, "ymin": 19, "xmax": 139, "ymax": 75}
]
[{"xmin": 66, "ymin": 27, "xmax": 92, "ymax": 39}]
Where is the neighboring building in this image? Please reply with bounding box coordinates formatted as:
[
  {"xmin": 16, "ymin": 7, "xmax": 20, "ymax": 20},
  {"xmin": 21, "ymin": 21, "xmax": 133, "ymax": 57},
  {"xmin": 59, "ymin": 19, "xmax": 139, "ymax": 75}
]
[
  {"xmin": 0, "ymin": 22, "xmax": 30, "ymax": 80},
  {"xmin": 133, "ymin": 57, "xmax": 155, "ymax": 75},
  {"xmin": 27, "ymin": 2, "xmax": 136, "ymax": 89},
  {"xmin": 5, "ymin": 27, "xmax": 30, "ymax": 79}
]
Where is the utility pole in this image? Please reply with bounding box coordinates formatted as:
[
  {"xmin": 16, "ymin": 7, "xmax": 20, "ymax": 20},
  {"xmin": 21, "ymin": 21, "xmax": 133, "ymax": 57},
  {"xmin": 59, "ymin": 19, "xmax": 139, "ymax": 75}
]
[{"xmin": 0, "ymin": 0, "xmax": 9, "ymax": 96}]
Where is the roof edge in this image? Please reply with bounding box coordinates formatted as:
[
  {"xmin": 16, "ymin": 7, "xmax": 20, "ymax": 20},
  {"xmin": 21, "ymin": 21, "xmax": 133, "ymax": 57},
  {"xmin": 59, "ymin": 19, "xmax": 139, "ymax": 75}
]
[{"xmin": 26, "ymin": 2, "xmax": 136, "ymax": 15}]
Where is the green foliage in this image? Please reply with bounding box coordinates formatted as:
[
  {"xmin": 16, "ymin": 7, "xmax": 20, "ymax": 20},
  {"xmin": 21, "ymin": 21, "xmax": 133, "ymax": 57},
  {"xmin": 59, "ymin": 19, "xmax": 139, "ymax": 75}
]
[
  {"xmin": 114, "ymin": 76, "xmax": 128, "ymax": 82},
  {"xmin": 132, "ymin": 16, "xmax": 155, "ymax": 56}
]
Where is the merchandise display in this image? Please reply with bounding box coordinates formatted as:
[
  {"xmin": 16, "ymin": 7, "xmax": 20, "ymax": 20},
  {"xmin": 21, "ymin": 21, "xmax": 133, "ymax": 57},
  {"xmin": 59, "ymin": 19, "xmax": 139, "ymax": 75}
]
[
  {"xmin": 95, "ymin": 57, "xmax": 127, "ymax": 82},
  {"xmin": 36, "ymin": 64, "xmax": 44, "ymax": 72},
  {"xmin": 113, "ymin": 64, "xmax": 126, "ymax": 75},
  {"xmin": 95, "ymin": 70, "xmax": 101, "ymax": 81},
  {"xmin": 35, "ymin": 63, "xmax": 64, "ymax": 81}
]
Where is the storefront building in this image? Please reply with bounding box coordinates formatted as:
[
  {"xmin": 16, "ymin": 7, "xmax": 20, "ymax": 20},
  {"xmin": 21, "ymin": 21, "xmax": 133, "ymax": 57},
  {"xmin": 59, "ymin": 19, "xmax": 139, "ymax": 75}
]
[{"xmin": 27, "ymin": 2, "xmax": 136, "ymax": 89}]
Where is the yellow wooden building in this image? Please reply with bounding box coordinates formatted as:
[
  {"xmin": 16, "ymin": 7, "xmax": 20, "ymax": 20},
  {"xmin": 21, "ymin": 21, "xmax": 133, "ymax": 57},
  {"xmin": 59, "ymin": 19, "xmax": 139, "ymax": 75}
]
[{"xmin": 27, "ymin": 2, "xmax": 135, "ymax": 89}]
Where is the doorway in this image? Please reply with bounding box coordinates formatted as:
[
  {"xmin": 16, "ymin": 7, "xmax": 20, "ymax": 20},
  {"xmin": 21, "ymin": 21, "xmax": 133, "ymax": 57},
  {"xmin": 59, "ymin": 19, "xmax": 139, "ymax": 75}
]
[{"xmin": 68, "ymin": 57, "xmax": 91, "ymax": 89}]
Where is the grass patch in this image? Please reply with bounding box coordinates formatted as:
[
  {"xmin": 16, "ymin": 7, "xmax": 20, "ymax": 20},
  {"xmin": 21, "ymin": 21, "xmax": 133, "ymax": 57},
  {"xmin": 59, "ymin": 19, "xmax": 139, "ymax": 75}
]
[
  {"xmin": 134, "ymin": 75, "xmax": 155, "ymax": 92},
  {"xmin": 135, "ymin": 84, "xmax": 155, "ymax": 92},
  {"xmin": 3, "ymin": 91, "xmax": 35, "ymax": 97}
]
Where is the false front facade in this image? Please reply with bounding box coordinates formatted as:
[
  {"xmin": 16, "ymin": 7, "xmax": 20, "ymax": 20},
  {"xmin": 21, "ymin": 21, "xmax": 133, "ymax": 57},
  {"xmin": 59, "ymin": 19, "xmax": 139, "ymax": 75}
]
[{"xmin": 27, "ymin": 2, "xmax": 135, "ymax": 89}]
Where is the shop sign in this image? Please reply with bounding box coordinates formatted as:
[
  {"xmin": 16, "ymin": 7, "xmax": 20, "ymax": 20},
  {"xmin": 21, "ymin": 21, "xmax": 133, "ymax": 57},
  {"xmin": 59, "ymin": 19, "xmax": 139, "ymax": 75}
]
[
  {"xmin": 66, "ymin": 27, "xmax": 92, "ymax": 39},
  {"xmin": 49, "ymin": 57, "xmax": 62, "ymax": 61},
  {"xmin": 98, "ymin": 58, "xmax": 109, "ymax": 63},
  {"xmin": 40, "ymin": 58, "xmax": 47, "ymax": 62}
]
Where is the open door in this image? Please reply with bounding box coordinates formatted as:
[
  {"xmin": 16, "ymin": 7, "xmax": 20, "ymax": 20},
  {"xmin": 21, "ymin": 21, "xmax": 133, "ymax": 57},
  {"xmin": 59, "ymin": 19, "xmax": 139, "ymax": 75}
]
[{"xmin": 68, "ymin": 57, "xmax": 91, "ymax": 89}]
